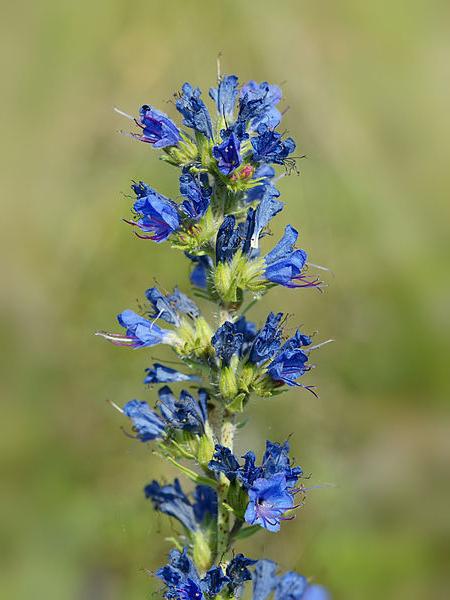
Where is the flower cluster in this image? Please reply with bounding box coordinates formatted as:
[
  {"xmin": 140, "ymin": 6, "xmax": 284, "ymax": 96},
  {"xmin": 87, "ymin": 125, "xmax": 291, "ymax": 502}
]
[{"xmin": 100, "ymin": 70, "xmax": 331, "ymax": 598}]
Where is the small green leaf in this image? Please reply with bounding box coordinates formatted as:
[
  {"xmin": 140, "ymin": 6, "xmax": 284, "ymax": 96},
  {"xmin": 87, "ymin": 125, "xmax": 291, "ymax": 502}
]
[
  {"xmin": 232, "ymin": 524, "xmax": 261, "ymax": 541},
  {"xmin": 165, "ymin": 456, "xmax": 217, "ymax": 488}
]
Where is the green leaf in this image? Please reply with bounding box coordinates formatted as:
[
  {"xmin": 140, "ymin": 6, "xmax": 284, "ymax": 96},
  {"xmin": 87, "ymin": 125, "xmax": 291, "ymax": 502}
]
[
  {"xmin": 232, "ymin": 525, "xmax": 261, "ymax": 541},
  {"xmin": 226, "ymin": 392, "xmax": 246, "ymax": 414},
  {"xmin": 165, "ymin": 456, "xmax": 217, "ymax": 488}
]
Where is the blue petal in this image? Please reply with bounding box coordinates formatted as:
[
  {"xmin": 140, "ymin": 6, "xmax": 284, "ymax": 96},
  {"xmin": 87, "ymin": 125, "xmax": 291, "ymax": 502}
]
[
  {"xmin": 208, "ymin": 444, "xmax": 240, "ymax": 480},
  {"xmin": 252, "ymin": 560, "xmax": 278, "ymax": 600},
  {"xmin": 117, "ymin": 310, "xmax": 170, "ymax": 347},
  {"xmin": 209, "ymin": 75, "xmax": 239, "ymax": 118},
  {"xmin": 213, "ymin": 131, "xmax": 242, "ymax": 175},
  {"xmin": 176, "ymin": 83, "xmax": 213, "ymax": 139},
  {"xmin": 144, "ymin": 479, "xmax": 197, "ymax": 532},
  {"xmin": 145, "ymin": 287, "xmax": 180, "ymax": 325},
  {"xmin": 201, "ymin": 566, "xmax": 229, "ymax": 596},
  {"xmin": 122, "ymin": 399, "xmax": 165, "ymax": 441},
  {"xmin": 144, "ymin": 363, "xmax": 199, "ymax": 384},
  {"xmin": 275, "ymin": 572, "xmax": 308, "ymax": 600},
  {"xmin": 138, "ymin": 105, "xmax": 181, "ymax": 148}
]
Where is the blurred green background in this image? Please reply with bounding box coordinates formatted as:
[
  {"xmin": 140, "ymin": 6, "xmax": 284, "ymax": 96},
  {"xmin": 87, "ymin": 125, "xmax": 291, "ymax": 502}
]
[{"xmin": 1, "ymin": 1, "xmax": 450, "ymax": 598}]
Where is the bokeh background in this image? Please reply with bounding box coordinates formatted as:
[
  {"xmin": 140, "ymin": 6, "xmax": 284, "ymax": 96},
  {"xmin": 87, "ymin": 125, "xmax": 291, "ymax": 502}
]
[{"xmin": 2, "ymin": 1, "xmax": 450, "ymax": 599}]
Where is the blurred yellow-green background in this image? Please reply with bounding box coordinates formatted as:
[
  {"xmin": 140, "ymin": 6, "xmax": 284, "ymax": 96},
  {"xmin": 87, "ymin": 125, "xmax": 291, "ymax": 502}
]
[{"xmin": 2, "ymin": 1, "xmax": 450, "ymax": 599}]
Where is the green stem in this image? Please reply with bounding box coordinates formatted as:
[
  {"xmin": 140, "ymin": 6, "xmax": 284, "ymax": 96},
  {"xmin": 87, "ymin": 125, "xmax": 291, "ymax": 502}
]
[{"xmin": 216, "ymin": 417, "xmax": 236, "ymax": 561}]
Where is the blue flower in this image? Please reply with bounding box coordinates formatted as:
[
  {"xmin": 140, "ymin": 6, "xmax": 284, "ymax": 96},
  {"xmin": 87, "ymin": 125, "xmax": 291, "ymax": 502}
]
[
  {"xmin": 251, "ymin": 125, "xmax": 296, "ymax": 165},
  {"xmin": 158, "ymin": 386, "xmax": 207, "ymax": 434},
  {"xmin": 144, "ymin": 363, "xmax": 199, "ymax": 385},
  {"xmin": 145, "ymin": 286, "xmax": 199, "ymax": 325},
  {"xmin": 145, "ymin": 287, "xmax": 181, "ymax": 325},
  {"xmin": 265, "ymin": 225, "xmax": 310, "ymax": 288},
  {"xmin": 179, "ymin": 172, "xmax": 211, "ymax": 220},
  {"xmin": 157, "ymin": 548, "xmax": 229, "ymax": 600},
  {"xmin": 201, "ymin": 567, "xmax": 229, "ymax": 596},
  {"xmin": 208, "ymin": 444, "xmax": 241, "ymax": 481},
  {"xmin": 211, "ymin": 321, "xmax": 244, "ymax": 365},
  {"xmin": 185, "ymin": 253, "xmax": 213, "ymax": 288},
  {"xmin": 244, "ymin": 474, "xmax": 294, "ymax": 532},
  {"xmin": 226, "ymin": 553, "xmax": 258, "ymax": 590},
  {"xmin": 144, "ymin": 479, "xmax": 217, "ymax": 533},
  {"xmin": 96, "ymin": 309, "xmax": 176, "ymax": 348},
  {"xmin": 213, "ymin": 131, "xmax": 242, "ymax": 175},
  {"xmin": 275, "ymin": 572, "xmax": 330, "ymax": 600},
  {"xmin": 192, "ymin": 485, "xmax": 218, "ymax": 524},
  {"xmin": 253, "ymin": 562, "xmax": 330, "ymax": 600},
  {"xmin": 157, "ymin": 548, "xmax": 202, "ymax": 600},
  {"xmin": 215, "ymin": 212, "xmax": 256, "ymax": 263},
  {"xmin": 252, "ymin": 560, "xmax": 278, "ymax": 600},
  {"xmin": 176, "ymin": 83, "xmax": 213, "ymax": 139},
  {"xmin": 122, "ymin": 399, "xmax": 165, "ymax": 442},
  {"xmin": 267, "ymin": 331, "xmax": 312, "ymax": 387},
  {"xmin": 209, "ymin": 74, "xmax": 239, "ymax": 119},
  {"xmin": 249, "ymin": 312, "xmax": 283, "ymax": 365},
  {"xmin": 144, "ymin": 479, "xmax": 197, "ymax": 531},
  {"xmin": 129, "ymin": 182, "xmax": 180, "ymax": 242},
  {"xmin": 240, "ymin": 80, "xmax": 282, "ymax": 130},
  {"xmin": 136, "ymin": 104, "xmax": 181, "ymax": 148}
]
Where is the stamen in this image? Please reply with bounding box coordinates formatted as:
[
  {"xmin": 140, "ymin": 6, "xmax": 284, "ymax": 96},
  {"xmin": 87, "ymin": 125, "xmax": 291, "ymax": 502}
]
[
  {"xmin": 114, "ymin": 107, "xmax": 134, "ymax": 120},
  {"xmin": 305, "ymin": 339, "xmax": 334, "ymax": 353},
  {"xmin": 107, "ymin": 399, "xmax": 124, "ymax": 414}
]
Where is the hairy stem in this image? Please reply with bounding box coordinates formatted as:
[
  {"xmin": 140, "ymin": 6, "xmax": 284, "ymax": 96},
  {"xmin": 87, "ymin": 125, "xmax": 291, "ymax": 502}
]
[{"xmin": 216, "ymin": 416, "xmax": 236, "ymax": 561}]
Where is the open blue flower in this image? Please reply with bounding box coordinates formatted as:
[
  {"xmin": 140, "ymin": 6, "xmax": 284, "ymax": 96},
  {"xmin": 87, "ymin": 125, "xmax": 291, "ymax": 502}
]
[
  {"xmin": 179, "ymin": 172, "xmax": 211, "ymax": 220},
  {"xmin": 128, "ymin": 182, "xmax": 180, "ymax": 242},
  {"xmin": 244, "ymin": 474, "xmax": 295, "ymax": 532},
  {"xmin": 96, "ymin": 309, "xmax": 176, "ymax": 348},
  {"xmin": 144, "ymin": 363, "xmax": 199, "ymax": 385},
  {"xmin": 252, "ymin": 125, "xmax": 296, "ymax": 165},
  {"xmin": 209, "ymin": 74, "xmax": 239, "ymax": 119},
  {"xmin": 213, "ymin": 131, "xmax": 242, "ymax": 175},
  {"xmin": 176, "ymin": 83, "xmax": 213, "ymax": 139},
  {"xmin": 122, "ymin": 399, "xmax": 165, "ymax": 442},
  {"xmin": 136, "ymin": 105, "xmax": 181, "ymax": 148}
]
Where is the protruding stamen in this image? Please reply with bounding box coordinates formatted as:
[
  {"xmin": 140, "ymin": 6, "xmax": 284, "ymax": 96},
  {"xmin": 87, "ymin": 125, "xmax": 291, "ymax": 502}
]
[{"xmin": 114, "ymin": 107, "xmax": 135, "ymax": 120}]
